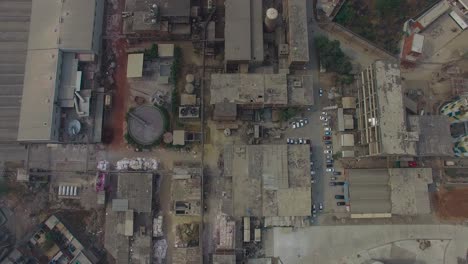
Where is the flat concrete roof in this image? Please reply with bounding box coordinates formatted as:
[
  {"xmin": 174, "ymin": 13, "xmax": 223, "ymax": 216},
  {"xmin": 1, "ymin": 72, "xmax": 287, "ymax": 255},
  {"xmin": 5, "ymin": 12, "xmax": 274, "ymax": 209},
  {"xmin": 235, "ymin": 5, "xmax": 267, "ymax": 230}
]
[
  {"xmin": 117, "ymin": 172, "xmax": 153, "ymax": 213},
  {"xmin": 374, "ymin": 61, "xmax": 416, "ymax": 156},
  {"xmin": 288, "ymin": 75, "xmax": 314, "ymax": 106},
  {"xmin": 407, "ymin": 115, "xmax": 453, "ymax": 156},
  {"xmin": 348, "ymin": 169, "xmax": 391, "ymax": 214},
  {"xmin": 224, "ymin": 0, "xmax": 251, "ymax": 62},
  {"xmin": 251, "ymin": 0, "xmax": 264, "ymax": 62},
  {"xmin": 225, "ymin": 145, "xmax": 311, "ymax": 217},
  {"xmin": 213, "ymin": 254, "xmax": 236, "ymax": 264},
  {"xmin": 287, "ymin": 0, "xmax": 310, "ymax": 65},
  {"xmin": 210, "ymin": 74, "xmax": 288, "ymax": 105},
  {"xmin": 17, "ymin": 49, "xmax": 61, "ymax": 141},
  {"xmin": 127, "ymin": 53, "xmax": 144, "ymax": 78},
  {"xmin": 389, "ymin": 168, "xmax": 433, "ymax": 215}
]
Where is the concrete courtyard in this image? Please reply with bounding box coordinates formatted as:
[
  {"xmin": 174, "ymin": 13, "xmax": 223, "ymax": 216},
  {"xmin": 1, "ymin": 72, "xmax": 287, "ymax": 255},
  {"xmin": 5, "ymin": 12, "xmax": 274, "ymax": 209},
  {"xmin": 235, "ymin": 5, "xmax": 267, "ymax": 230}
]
[{"xmin": 265, "ymin": 224, "xmax": 468, "ymax": 264}]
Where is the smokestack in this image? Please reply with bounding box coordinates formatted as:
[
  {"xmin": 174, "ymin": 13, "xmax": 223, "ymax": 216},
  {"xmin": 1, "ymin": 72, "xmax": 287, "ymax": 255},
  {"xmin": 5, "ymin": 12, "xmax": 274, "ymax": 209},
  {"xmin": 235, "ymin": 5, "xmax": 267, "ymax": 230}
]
[{"xmin": 265, "ymin": 8, "xmax": 279, "ymax": 32}]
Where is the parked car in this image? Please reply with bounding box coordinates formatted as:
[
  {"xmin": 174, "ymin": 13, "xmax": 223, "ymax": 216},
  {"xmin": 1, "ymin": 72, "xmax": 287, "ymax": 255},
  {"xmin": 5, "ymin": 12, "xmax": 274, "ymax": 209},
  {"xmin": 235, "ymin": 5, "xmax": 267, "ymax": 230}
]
[
  {"xmin": 326, "ymin": 168, "xmax": 334, "ymax": 172},
  {"xmin": 324, "ymin": 127, "xmax": 331, "ymax": 131},
  {"xmin": 319, "ymin": 89, "xmax": 323, "ymax": 97},
  {"xmin": 326, "ymin": 155, "xmax": 332, "ymax": 159},
  {"xmin": 287, "ymin": 138, "xmax": 293, "ymax": 144},
  {"xmin": 326, "ymin": 145, "xmax": 332, "ymax": 149},
  {"xmin": 303, "ymin": 118, "xmax": 309, "ymax": 124},
  {"xmin": 325, "ymin": 131, "xmax": 332, "ymax": 136},
  {"xmin": 291, "ymin": 122, "xmax": 297, "ymax": 129},
  {"xmin": 323, "ymin": 136, "xmax": 331, "ymax": 140},
  {"xmin": 326, "ymin": 164, "xmax": 333, "ymax": 168},
  {"xmin": 310, "ymin": 170, "xmax": 316, "ymax": 175},
  {"xmin": 312, "ymin": 204, "xmax": 316, "ymax": 213},
  {"xmin": 335, "ymin": 182, "xmax": 345, "ymax": 186},
  {"xmin": 335, "ymin": 195, "xmax": 345, "ymax": 199},
  {"xmin": 298, "ymin": 138, "xmax": 304, "ymax": 144},
  {"xmin": 333, "ymin": 171, "xmax": 341, "ymax": 176},
  {"xmin": 311, "ymin": 178, "xmax": 315, "ymax": 184},
  {"xmin": 326, "ymin": 159, "xmax": 334, "ymax": 163},
  {"xmin": 319, "ymin": 203, "xmax": 323, "ymax": 210},
  {"xmin": 329, "ymin": 182, "xmax": 336, "ymax": 186},
  {"xmin": 324, "ymin": 140, "xmax": 332, "ymax": 145},
  {"xmin": 310, "ymin": 161, "xmax": 314, "ymax": 166},
  {"xmin": 322, "ymin": 111, "xmax": 327, "ymax": 116},
  {"xmin": 330, "ymin": 177, "xmax": 337, "ymax": 181},
  {"xmin": 337, "ymin": 202, "xmax": 346, "ymax": 206},
  {"xmin": 306, "ymin": 139, "xmax": 311, "ymax": 144},
  {"xmin": 324, "ymin": 150, "xmax": 333, "ymax": 154}
]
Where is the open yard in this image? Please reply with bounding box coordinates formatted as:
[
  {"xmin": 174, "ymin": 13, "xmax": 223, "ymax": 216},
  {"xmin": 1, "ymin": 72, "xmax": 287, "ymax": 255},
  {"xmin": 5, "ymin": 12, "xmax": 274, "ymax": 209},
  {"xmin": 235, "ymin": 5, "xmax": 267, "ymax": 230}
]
[
  {"xmin": 334, "ymin": 0, "xmax": 438, "ymax": 54},
  {"xmin": 433, "ymin": 186, "xmax": 468, "ymax": 220}
]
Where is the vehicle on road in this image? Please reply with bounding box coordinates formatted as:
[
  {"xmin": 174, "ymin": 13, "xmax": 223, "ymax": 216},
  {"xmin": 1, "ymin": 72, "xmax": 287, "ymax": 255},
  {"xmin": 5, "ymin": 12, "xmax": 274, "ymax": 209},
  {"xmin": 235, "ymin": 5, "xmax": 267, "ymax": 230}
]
[
  {"xmin": 330, "ymin": 177, "xmax": 337, "ymax": 181},
  {"xmin": 335, "ymin": 195, "xmax": 345, "ymax": 199},
  {"xmin": 287, "ymin": 138, "xmax": 293, "ymax": 144},
  {"xmin": 310, "ymin": 170, "xmax": 316, "ymax": 175},
  {"xmin": 298, "ymin": 138, "xmax": 305, "ymax": 144},
  {"xmin": 319, "ymin": 203, "xmax": 323, "ymax": 210},
  {"xmin": 335, "ymin": 182, "xmax": 345, "ymax": 186},
  {"xmin": 326, "ymin": 164, "xmax": 333, "ymax": 168},
  {"xmin": 326, "ymin": 168, "xmax": 334, "ymax": 172},
  {"xmin": 310, "ymin": 161, "xmax": 314, "ymax": 166},
  {"xmin": 329, "ymin": 182, "xmax": 336, "ymax": 186},
  {"xmin": 320, "ymin": 116, "xmax": 328, "ymax": 121},
  {"xmin": 291, "ymin": 122, "xmax": 297, "ymax": 129},
  {"xmin": 323, "ymin": 136, "xmax": 331, "ymax": 140},
  {"xmin": 324, "ymin": 127, "xmax": 331, "ymax": 131},
  {"xmin": 311, "ymin": 178, "xmax": 315, "ymax": 184},
  {"xmin": 333, "ymin": 171, "xmax": 341, "ymax": 176},
  {"xmin": 326, "ymin": 145, "xmax": 332, "ymax": 149},
  {"xmin": 326, "ymin": 155, "xmax": 332, "ymax": 159},
  {"xmin": 337, "ymin": 202, "xmax": 346, "ymax": 206},
  {"xmin": 325, "ymin": 131, "xmax": 332, "ymax": 136},
  {"xmin": 319, "ymin": 89, "xmax": 323, "ymax": 97},
  {"xmin": 326, "ymin": 159, "xmax": 333, "ymax": 163},
  {"xmin": 324, "ymin": 150, "xmax": 333, "ymax": 154},
  {"xmin": 321, "ymin": 111, "xmax": 327, "ymax": 116},
  {"xmin": 312, "ymin": 204, "xmax": 316, "ymax": 213},
  {"xmin": 324, "ymin": 140, "xmax": 332, "ymax": 145}
]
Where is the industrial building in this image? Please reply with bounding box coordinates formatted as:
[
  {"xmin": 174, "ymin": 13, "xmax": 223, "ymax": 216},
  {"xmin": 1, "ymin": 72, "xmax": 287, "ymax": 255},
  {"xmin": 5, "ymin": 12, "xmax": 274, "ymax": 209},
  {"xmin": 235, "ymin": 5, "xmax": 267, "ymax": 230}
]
[
  {"xmin": 356, "ymin": 61, "xmax": 417, "ymax": 156},
  {"xmin": 104, "ymin": 173, "xmax": 154, "ymax": 264},
  {"xmin": 407, "ymin": 115, "xmax": 454, "ymax": 156},
  {"xmin": 224, "ymin": 145, "xmax": 311, "ymax": 219},
  {"xmin": 284, "ymin": 0, "xmax": 310, "ymax": 68},
  {"xmin": 224, "ymin": 0, "xmax": 264, "ymax": 66},
  {"xmin": 123, "ymin": 0, "xmax": 192, "ymax": 38},
  {"xmin": 172, "ymin": 166, "xmax": 202, "ymax": 216},
  {"xmin": 17, "ymin": 0, "xmax": 105, "ymax": 142},
  {"xmin": 347, "ymin": 168, "xmax": 433, "ymax": 218}
]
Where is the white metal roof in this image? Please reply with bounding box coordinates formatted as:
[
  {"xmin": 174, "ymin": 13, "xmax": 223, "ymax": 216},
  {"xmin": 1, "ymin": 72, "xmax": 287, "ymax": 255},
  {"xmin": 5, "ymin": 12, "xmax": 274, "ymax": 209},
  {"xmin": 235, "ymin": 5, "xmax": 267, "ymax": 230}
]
[{"xmin": 411, "ymin": 33, "xmax": 425, "ymax": 53}]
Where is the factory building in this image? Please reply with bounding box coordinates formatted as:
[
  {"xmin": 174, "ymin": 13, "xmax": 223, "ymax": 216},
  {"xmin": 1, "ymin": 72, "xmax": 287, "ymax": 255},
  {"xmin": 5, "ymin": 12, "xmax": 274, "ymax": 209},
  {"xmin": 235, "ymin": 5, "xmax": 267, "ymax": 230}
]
[
  {"xmin": 224, "ymin": 0, "xmax": 264, "ymax": 67},
  {"xmin": 17, "ymin": 0, "xmax": 105, "ymax": 142},
  {"xmin": 356, "ymin": 61, "xmax": 417, "ymax": 156},
  {"xmin": 284, "ymin": 0, "xmax": 309, "ymax": 68}
]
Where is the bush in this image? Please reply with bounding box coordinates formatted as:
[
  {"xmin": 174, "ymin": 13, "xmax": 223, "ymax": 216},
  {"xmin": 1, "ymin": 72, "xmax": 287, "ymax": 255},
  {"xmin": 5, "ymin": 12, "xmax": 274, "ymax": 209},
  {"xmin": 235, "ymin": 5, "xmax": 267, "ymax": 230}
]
[
  {"xmin": 335, "ymin": 2, "xmax": 356, "ymax": 24},
  {"xmin": 280, "ymin": 108, "xmax": 299, "ymax": 121},
  {"xmin": 144, "ymin": 44, "xmax": 159, "ymax": 60},
  {"xmin": 170, "ymin": 46, "xmax": 183, "ymax": 86}
]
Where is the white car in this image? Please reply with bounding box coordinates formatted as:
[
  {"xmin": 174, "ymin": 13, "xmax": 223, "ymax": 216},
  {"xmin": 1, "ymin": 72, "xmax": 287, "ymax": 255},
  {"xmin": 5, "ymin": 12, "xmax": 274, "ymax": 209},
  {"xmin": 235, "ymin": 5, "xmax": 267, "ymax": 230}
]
[
  {"xmin": 298, "ymin": 138, "xmax": 304, "ymax": 144},
  {"xmin": 319, "ymin": 203, "xmax": 323, "ymax": 210},
  {"xmin": 322, "ymin": 111, "xmax": 327, "ymax": 116},
  {"xmin": 330, "ymin": 177, "xmax": 337, "ymax": 181},
  {"xmin": 303, "ymin": 118, "xmax": 309, "ymax": 124},
  {"xmin": 324, "ymin": 150, "xmax": 333, "ymax": 154},
  {"xmin": 326, "ymin": 168, "xmax": 334, "ymax": 172},
  {"xmin": 326, "ymin": 145, "xmax": 332, "ymax": 149},
  {"xmin": 311, "ymin": 178, "xmax": 315, "ymax": 184},
  {"xmin": 324, "ymin": 127, "xmax": 331, "ymax": 131},
  {"xmin": 291, "ymin": 122, "xmax": 297, "ymax": 129},
  {"xmin": 287, "ymin": 138, "xmax": 293, "ymax": 144},
  {"xmin": 320, "ymin": 116, "xmax": 328, "ymax": 121},
  {"xmin": 310, "ymin": 170, "xmax": 316, "ymax": 175},
  {"xmin": 310, "ymin": 161, "xmax": 314, "ymax": 166},
  {"xmin": 326, "ymin": 155, "xmax": 332, "ymax": 159}
]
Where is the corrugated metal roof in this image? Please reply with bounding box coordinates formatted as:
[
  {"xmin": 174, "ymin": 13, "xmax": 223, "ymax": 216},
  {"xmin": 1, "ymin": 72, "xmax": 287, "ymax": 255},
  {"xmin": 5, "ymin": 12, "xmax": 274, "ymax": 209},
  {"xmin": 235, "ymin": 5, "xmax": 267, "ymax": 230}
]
[{"xmin": 348, "ymin": 169, "xmax": 391, "ymax": 214}]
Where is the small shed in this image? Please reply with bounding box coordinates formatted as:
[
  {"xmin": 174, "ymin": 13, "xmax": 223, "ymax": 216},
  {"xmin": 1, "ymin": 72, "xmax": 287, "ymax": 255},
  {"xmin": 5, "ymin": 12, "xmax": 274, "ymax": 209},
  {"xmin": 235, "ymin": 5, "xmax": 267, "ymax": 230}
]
[
  {"xmin": 158, "ymin": 44, "xmax": 175, "ymax": 58},
  {"xmin": 173, "ymin": 130, "xmax": 185, "ymax": 146},
  {"xmin": 213, "ymin": 103, "xmax": 237, "ymax": 121},
  {"xmin": 342, "ymin": 150, "xmax": 355, "ymax": 158},
  {"xmin": 341, "ymin": 134, "xmax": 355, "ymax": 147},
  {"xmin": 127, "ymin": 53, "xmax": 144, "ymax": 78}
]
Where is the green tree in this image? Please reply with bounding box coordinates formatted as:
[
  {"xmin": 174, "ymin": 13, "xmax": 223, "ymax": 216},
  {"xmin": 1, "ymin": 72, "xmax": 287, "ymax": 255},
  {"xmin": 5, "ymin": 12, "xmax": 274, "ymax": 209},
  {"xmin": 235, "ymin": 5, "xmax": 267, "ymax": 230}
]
[{"xmin": 376, "ymin": 0, "xmax": 402, "ymax": 17}]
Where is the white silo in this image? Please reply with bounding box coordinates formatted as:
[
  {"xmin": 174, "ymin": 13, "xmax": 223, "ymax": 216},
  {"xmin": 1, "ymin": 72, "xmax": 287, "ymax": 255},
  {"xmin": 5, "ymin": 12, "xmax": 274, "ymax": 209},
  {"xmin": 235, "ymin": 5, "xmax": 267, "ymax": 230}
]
[{"xmin": 265, "ymin": 8, "xmax": 279, "ymax": 32}]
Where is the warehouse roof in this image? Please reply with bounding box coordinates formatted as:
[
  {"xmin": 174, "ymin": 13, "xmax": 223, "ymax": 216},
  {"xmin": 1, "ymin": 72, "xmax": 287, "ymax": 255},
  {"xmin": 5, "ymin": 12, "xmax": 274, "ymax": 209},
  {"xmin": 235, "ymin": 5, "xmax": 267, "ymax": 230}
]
[
  {"xmin": 28, "ymin": 0, "xmax": 100, "ymax": 52},
  {"xmin": 348, "ymin": 169, "xmax": 391, "ymax": 214},
  {"xmin": 210, "ymin": 74, "xmax": 288, "ymax": 105},
  {"xmin": 225, "ymin": 145, "xmax": 311, "ymax": 217},
  {"xmin": 17, "ymin": 49, "xmax": 61, "ymax": 141},
  {"xmin": 287, "ymin": 0, "xmax": 309, "ymax": 65},
  {"xmin": 224, "ymin": 0, "xmax": 251, "ymax": 61}
]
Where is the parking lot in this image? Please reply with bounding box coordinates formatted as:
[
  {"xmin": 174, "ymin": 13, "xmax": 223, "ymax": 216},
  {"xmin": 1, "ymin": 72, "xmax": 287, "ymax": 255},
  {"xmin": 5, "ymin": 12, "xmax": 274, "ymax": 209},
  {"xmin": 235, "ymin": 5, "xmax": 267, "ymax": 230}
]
[{"xmin": 283, "ymin": 101, "xmax": 349, "ymax": 223}]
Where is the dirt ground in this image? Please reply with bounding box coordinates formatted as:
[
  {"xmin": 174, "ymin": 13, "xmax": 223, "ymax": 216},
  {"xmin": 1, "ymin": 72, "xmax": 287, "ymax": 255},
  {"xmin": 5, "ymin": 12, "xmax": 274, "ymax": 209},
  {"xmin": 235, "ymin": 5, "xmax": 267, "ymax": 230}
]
[
  {"xmin": 335, "ymin": 0, "xmax": 438, "ymax": 53},
  {"xmin": 432, "ymin": 186, "xmax": 468, "ymax": 220}
]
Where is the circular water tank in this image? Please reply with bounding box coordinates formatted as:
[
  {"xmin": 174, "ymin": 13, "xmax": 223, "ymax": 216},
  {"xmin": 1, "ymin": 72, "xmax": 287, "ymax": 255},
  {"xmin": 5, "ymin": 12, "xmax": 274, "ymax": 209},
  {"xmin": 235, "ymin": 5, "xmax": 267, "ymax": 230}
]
[
  {"xmin": 224, "ymin": 128, "xmax": 231, "ymax": 136},
  {"xmin": 265, "ymin": 8, "xmax": 279, "ymax": 32},
  {"xmin": 185, "ymin": 83, "xmax": 195, "ymax": 94},
  {"xmin": 67, "ymin": 120, "xmax": 81, "ymax": 136},
  {"xmin": 185, "ymin": 74, "xmax": 195, "ymax": 83}
]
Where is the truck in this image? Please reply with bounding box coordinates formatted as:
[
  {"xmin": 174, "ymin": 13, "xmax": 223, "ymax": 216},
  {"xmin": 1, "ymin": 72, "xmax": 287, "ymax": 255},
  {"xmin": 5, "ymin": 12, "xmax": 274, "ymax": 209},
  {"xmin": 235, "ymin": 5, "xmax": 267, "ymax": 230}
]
[{"xmin": 395, "ymin": 161, "xmax": 417, "ymax": 168}]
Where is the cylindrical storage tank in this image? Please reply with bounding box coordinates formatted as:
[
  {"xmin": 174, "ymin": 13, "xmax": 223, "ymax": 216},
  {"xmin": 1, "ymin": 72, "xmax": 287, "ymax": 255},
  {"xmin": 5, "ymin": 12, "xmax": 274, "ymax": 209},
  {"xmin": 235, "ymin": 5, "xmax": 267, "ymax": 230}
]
[
  {"xmin": 185, "ymin": 83, "xmax": 194, "ymax": 94},
  {"xmin": 185, "ymin": 74, "xmax": 194, "ymax": 83},
  {"xmin": 265, "ymin": 8, "xmax": 279, "ymax": 32},
  {"xmin": 73, "ymin": 186, "xmax": 77, "ymax": 196},
  {"xmin": 59, "ymin": 186, "xmax": 63, "ymax": 196},
  {"xmin": 65, "ymin": 186, "xmax": 70, "ymax": 196}
]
